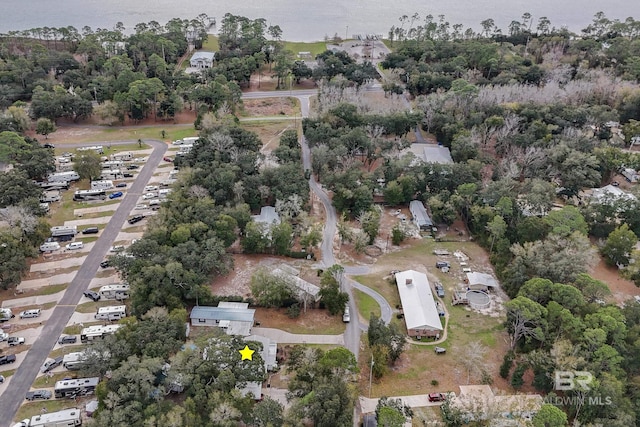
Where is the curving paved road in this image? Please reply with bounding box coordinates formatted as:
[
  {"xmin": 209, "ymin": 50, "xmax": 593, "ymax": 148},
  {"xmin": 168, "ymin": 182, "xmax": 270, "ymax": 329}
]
[
  {"xmin": 296, "ymin": 95, "xmax": 392, "ymax": 360},
  {"xmin": 0, "ymin": 139, "xmax": 167, "ymax": 427}
]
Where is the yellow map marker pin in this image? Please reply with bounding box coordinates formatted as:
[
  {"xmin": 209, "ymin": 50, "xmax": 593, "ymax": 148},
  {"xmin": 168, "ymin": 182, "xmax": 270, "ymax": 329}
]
[{"xmin": 239, "ymin": 345, "xmax": 255, "ymax": 361}]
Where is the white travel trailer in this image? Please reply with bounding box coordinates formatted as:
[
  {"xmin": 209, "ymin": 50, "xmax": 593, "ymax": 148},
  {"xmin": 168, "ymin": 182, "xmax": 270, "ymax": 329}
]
[
  {"xmin": 110, "ymin": 151, "xmax": 133, "ymax": 161},
  {"xmin": 77, "ymin": 145, "xmax": 104, "ymax": 154},
  {"xmin": 95, "ymin": 305, "xmax": 127, "ymax": 321},
  {"xmin": 62, "ymin": 352, "xmax": 87, "ymax": 370},
  {"xmin": 100, "ymin": 169, "xmax": 124, "ymax": 180},
  {"xmin": 48, "ymin": 171, "xmax": 80, "ymax": 182},
  {"xmin": 101, "ymin": 160, "xmax": 124, "ymax": 170},
  {"xmin": 80, "ymin": 324, "xmax": 123, "ymax": 343},
  {"xmin": 50, "ymin": 225, "xmax": 78, "ymax": 237},
  {"xmin": 30, "ymin": 408, "xmax": 82, "ymax": 427},
  {"xmin": 90, "ymin": 180, "xmax": 114, "ymax": 190},
  {"xmin": 40, "ymin": 190, "xmax": 61, "ymax": 203},
  {"xmin": 99, "ymin": 283, "xmax": 130, "ymax": 300}
]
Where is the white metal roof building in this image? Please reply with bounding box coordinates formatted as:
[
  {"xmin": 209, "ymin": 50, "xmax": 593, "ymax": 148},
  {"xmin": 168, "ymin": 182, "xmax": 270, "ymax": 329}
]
[
  {"xmin": 252, "ymin": 206, "xmax": 281, "ymax": 227},
  {"xmin": 395, "ymin": 270, "xmax": 442, "ymax": 337},
  {"xmin": 589, "ymin": 184, "xmax": 637, "ymax": 203},
  {"xmin": 465, "ymin": 272, "xmax": 499, "ymax": 291},
  {"xmin": 271, "ymin": 268, "xmax": 321, "ymax": 302},
  {"xmin": 409, "ymin": 200, "xmax": 433, "ymax": 230},
  {"xmin": 407, "ymin": 143, "xmax": 454, "ymax": 164}
]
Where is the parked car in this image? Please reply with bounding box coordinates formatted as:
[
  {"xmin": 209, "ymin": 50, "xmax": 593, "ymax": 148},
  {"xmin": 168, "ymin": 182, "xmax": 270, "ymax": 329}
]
[
  {"xmin": 11, "ymin": 419, "xmax": 29, "ymax": 427},
  {"xmin": 110, "ymin": 245, "xmax": 125, "ymax": 253},
  {"xmin": 0, "ymin": 374, "xmax": 4, "ymax": 383},
  {"xmin": 128, "ymin": 214, "xmax": 145, "ymax": 224},
  {"xmin": 58, "ymin": 335, "xmax": 77, "ymax": 344},
  {"xmin": 435, "ymin": 261, "xmax": 450, "ymax": 268},
  {"xmin": 434, "ymin": 346, "xmax": 447, "ymax": 354},
  {"xmin": 83, "ymin": 290, "xmax": 100, "ymax": 301},
  {"xmin": 0, "ymin": 331, "xmax": 8, "ymax": 341},
  {"xmin": 100, "ymin": 260, "xmax": 111, "ymax": 268},
  {"xmin": 25, "ymin": 390, "xmax": 52, "ymax": 401},
  {"xmin": 40, "ymin": 356, "xmax": 63, "ymax": 373},
  {"xmin": 123, "ymin": 173, "xmax": 134, "ymax": 178},
  {"xmin": 19, "ymin": 309, "xmax": 41, "ymax": 319},
  {"xmin": 65, "ymin": 242, "xmax": 84, "ymax": 250},
  {"xmin": 0, "ymin": 355, "xmax": 17, "ymax": 365},
  {"xmin": 43, "ymin": 143, "xmax": 55, "ymax": 149},
  {"xmin": 115, "ymin": 182, "xmax": 127, "ymax": 188},
  {"xmin": 109, "ymin": 191, "xmax": 124, "ymax": 199},
  {"xmin": 127, "ymin": 164, "xmax": 139, "ymax": 170},
  {"xmin": 144, "ymin": 185, "xmax": 158, "ymax": 192},
  {"xmin": 142, "ymin": 192, "xmax": 156, "ymax": 200},
  {"xmin": 134, "ymin": 204, "xmax": 148, "ymax": 210},
  {"xmin": 82, "ymin": 227, "xmax": 99, "ymax": 234},
  {"xmin": 428, "ymin": 392, "xmax": 446, "ymax": 402},
  {"xmin": 434, "ymin": 283, "xmax": 445, "ymax": 298},
  {"xmin": 163, "ymin": 156, "xmax": 173, "ymax": 162},
  {"xmin": 8, "ymin": 337, "xmax": 25, "ymax": 346},
  {"xmin": 342, "ymin": 305, "xmax": 350, "ymax": 323}
]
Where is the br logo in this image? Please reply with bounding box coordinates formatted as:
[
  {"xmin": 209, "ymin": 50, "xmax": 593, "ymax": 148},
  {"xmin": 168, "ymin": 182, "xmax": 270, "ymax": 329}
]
[{"xmin": 554, "ymin": 371, "xmax": 594, "ymax": 391}]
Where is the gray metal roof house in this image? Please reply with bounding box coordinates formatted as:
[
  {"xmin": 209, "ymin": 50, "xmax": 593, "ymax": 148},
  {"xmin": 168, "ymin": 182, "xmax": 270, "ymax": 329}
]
[
  {"xmin": 189, "ymin": 51, "xmax": 216, "ymax": 68},
  {"xmin": 409, "ymin": 200, "xmax": 433, "ymax": 230},
  {"xmin": 190, "ymin": 304, "xmax": 255, "ymax": 336},
  {"xmin": 252, "ymin": 206, "xmax": 281, "ymax": 227}
]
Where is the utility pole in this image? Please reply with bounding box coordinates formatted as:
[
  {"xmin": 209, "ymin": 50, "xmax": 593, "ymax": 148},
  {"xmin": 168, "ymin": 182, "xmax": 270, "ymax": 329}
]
[
  {"xmin": 345, "ymin": 25, "xmax": 349, "ymax": 40},
  {"xmin": 368, "ymin": 354, "xmax": 374, "ymax": 398}
]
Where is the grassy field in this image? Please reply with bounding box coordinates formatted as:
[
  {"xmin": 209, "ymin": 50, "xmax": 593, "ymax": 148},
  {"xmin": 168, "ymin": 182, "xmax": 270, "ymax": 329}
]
[
  {"xmin": 75, "ymin": 300, "xmax": 120, "ymax": 314},
  {"xmin": 240, "ymin": 120, "xmax": 297, "ymax": 150},
  {"xmin": 353, "ymin": 288, "xmax": 381, "ymax": 320},
  {"xmin": 63, "ymin": 321, "xmax": 101, "ymax": 335},
  {"xmin": 255, "ymin": 307, "xmax": 346, "ymax": 335},
  {"xmin": 28, "ymin": 283, "xmax": 68, "ymax": 297},
  {"xmin": 201, "ymin": 35, "xmax": 220, "ymax": 52},
  {"xmin": 283, "ymin": 41, "xmax": 327, "ymax": 57},
  {"xmin": 0, "ymin": 368, "xmax": 16, "ymax": 378}
]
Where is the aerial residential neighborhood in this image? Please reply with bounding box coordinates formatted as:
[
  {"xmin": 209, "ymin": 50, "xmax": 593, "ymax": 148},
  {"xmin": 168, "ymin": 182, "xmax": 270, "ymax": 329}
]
[{"xmin": 2, "ymin": 8, "xmax": 640, "ymax": 427}]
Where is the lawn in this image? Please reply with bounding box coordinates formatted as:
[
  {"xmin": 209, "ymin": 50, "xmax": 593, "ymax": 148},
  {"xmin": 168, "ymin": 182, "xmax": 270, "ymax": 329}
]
[
  {"xmin": 49, "ymin": 345, "xmax": 84, "ymax": 359},
  {"xmin": 76, "ymin": 300, "xmax": 119, "ymax": 314},
  {"xmin": 201, "ymin": 35, "xmax": 220, "ymax": 52},
  {"xmin": 63, "ymin": 321, "xmax": 101, "ymax": 335},
  {"xmin": 14, "ymin": 400, "xmax": 78, "ymax": 423},
  {"xmin": 254, "ymin": 307, "xmax": 346, "ymax": 335},
  {"xmin": 353, "ymin": 288, "xmax": 381, "ymax": 320},
  {"xmin": 33, "ymin": 372, "xmax": 77, "ymax": 388},
  {"xmin": 28, "ymin": 283, "xmax": 68, "ymax": 297},
  {"xmin": 0, "ymin": 368, "xmax": 16, "ymax": 378},
  {"xmin": 282, "ymin": 40, "xmax": 328, "ymax": 57},
  {"xmin": 75, "ymin": 236, "xmax": 99, "ymax": 244}
]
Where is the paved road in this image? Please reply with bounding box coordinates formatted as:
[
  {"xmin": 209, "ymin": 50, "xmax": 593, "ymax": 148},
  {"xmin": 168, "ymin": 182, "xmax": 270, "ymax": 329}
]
[{"xmin": 0, "ymin": 139, "xmax": 167, "ymax": 427}]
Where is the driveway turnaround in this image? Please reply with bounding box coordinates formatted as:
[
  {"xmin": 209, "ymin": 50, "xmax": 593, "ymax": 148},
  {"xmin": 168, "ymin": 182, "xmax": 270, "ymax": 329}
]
[{"xmin": 0, "ymin": 139, "xmax": 166, "ymax": 425}]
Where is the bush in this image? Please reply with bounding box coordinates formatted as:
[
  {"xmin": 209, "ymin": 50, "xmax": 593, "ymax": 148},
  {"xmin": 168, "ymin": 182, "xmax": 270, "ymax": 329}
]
[
  {"xmin": 287, "ymin": 303, "xmax": 301, "ymax": 318},
  {"xmin": 431, "ymin": 379, "xmax": 439, "ymax": 386},
  {"xmin": 499, "ymin": 350, "xmax": 514, "ymax": 379},
  {"xmin": 510, "ymin": 363, "xmax": 527, "ymax": 390},
  {"xmin": 289, "ymin": 251, "xmax": 314, "ymax": 259}
]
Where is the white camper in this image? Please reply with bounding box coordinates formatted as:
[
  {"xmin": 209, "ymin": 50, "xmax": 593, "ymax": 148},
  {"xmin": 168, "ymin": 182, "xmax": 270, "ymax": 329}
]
[
  {"xmin": 110, "ymin": 151, "xmax": 133, "ymax": 161},
  {"xmin": 99, "ymin": 284, "xmax": 130, "ymax": 300},
  {"xmin": 48, "ymin": 171, "xmax": 80, "ymax": 182},
  {"xmin": 90, "ymin": 180, "xmax": 114, "ymax": 190},
  {"xmin": 30, "ymin": 408, "xmax": 82, "ymax": 427},
  {"xmin": 95, "ymin": 305, "xmax": 126, "ymax": 321}
]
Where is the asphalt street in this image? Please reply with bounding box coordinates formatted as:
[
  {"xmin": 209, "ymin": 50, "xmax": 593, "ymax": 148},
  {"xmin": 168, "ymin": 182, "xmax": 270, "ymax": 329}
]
[{"xmin": 0, "ymin": 139, "xmax": 167, "ymax": 427}]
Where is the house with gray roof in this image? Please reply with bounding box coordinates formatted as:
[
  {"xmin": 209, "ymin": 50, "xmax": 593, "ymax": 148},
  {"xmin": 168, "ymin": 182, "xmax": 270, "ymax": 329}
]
[
  {"xmin": 189, "ymin": 51, "xmax": 216, "ymax": 68},
  {"xmin": 190, "ymin": 302, "xmax": 255, "ymax": 336},
  {"xmin": 252, "ymin": 206, "xmax": 281, "ymax": 227},
  {"xmin": 408, "ymin": 143, "xmax": 453, "ymax": 165}
]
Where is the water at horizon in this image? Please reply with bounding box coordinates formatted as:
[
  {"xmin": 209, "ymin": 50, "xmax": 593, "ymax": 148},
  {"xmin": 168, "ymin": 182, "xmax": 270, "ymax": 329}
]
[{"xmin": 2, "ymin": 0, "xmax": 640, "ymax": 41}]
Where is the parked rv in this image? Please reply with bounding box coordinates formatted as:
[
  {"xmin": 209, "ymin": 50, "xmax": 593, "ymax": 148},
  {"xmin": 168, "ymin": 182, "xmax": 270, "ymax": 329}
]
[
  {"xmin": 95, "ymin": 305, "xmax": 126, "ymax": 321},
  {"xmin": 29, "ymin": 408, "xmax": 82, "ymax": 427},
  {"xmin": 99, "ymin": 284, "xmax": 130, "ymax": 300},
  {"xmin": 48, "ymin": 171, "xmax": 80, "ymax": 182},
  {"xmin": 110, "ymin": 151, "xmax": 133, "ymax": 161},
  {"xmin": 50, "ymin": 226, "xmax": 78, "ymax": 237},
  {"xmin": 40, "ymin": 242, "xmax": 61, "ymax": 252},
  {"xmin": 90, "ymin": 180, "xmax": 114, "ymax": 190}
]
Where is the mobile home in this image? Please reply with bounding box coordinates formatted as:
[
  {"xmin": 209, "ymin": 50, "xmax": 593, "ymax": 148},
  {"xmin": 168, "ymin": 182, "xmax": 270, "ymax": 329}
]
[
  {"xmin": 73, "ymin": 189, "xmax": 106, "ymax": 201},
  {"xmin": 95, "ymin": 305, "xmax": 126, "ymax": 321},
  {"xmin": 54, "ymin": 377, "xmax": 100, "ymax": 398},
  {"xmin": 90, "ymin": 180, "xmax": 114, "ymax": 190},
  {"xmin": 30, "ymin": 408, "xmax": 82, "ymax": 427},
  {"xmin": 99, "ymin": 283, "xmax": 130, "ymax": 300},
  {"xmin": 48, "ymin": 171, "xmax": 80, "ymax": 182}
]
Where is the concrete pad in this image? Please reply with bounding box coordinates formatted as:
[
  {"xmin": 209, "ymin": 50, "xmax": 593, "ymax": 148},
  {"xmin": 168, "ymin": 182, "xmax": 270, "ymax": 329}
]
[
  {"xmin": 114, "ymin": 231, "xmax": 143, "ymax": 242},
  {"xmin": 1, "ymin": 290, "xmax": 66, "ymax": 309},
  {"xmin": 252, "ymin": 327, "xmax": 344, "ymax": 345},
  {"xmin": 88, "ymin": 275, "xmax": 120, "ymax": 289},
  {"xmin": 30, "ymin": 256, "xmax": 85, "ymax": 273},
  {"xmin": 68, "ymin": 312, "xmax": 98, "ymax": 324},
  {"xmin": 262, "ymin": 387, "xmax": 290, "ymax": 409},
  {"xmin": 19, "ymin": 272, "xmax": 77, "ymax": 290},
  {"xmin": 359, "ymin": 394, "xmax": 446, "ymax": 414},
  {"xmin": 65, "ymin": 217, "xmax": 111, "ymax": 227},
  {"xmin": 74, "ymin": 204, "xmax": 119, "ymax": 215}
]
